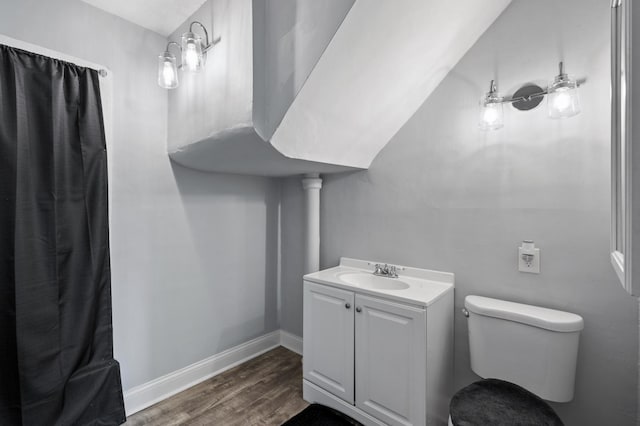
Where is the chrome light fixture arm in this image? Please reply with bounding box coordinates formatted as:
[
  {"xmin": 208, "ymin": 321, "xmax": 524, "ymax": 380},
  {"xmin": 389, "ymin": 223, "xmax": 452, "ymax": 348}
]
[
  {"xmin": 165, "ymin": 41, "xmax": 181, "ymax": 54},
  {"xmin": 189, "ymin": 21, "xmax": 213, "ymax": 53},
  {"xmin": 164, "ymin": 41, "xmax": 183, "ymax": 69},
  {"xmin": 496, "ymin": 63, "xmax": 580, "ymax": 106},
  {"xmin": 503, "ymin": 89, "xmax": 549, "ymax": 105},
  {"xmin": 164, "ymin": 41, "xmax": 181, "ymax": 58},
  {"xmin": 484, "ymin": 80, "xmax": 501, "ymax": 103}
]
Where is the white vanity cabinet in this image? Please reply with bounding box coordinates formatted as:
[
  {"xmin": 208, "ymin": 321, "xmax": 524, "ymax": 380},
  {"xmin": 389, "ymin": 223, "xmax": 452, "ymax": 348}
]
[
  {"xmin": 303, "ymin": 283, "xmax": 355, "ymax": 404},
  {"xmin": 355, "ymin": 294, "xmax": 427, "ymax": 425},
  {"xmin": 302, "ymin": 258, "xmax": 453, "ymax": 426}
]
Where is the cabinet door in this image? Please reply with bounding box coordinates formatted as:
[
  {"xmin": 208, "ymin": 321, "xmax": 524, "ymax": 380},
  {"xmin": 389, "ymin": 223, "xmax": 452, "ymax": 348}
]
[
  {"xmin": 355, "ymin": 294, "xmax": 426, "ymax": 426},
  {"xmin": 303, "ymin": 282, "xmax": 355, "ymax": 403}
]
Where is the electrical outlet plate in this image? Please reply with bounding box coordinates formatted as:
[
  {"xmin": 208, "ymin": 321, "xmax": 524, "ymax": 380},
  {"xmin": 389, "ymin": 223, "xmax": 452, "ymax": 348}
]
[{"xmin": 518, "ymin": 247, "xmax": 540, "ymax": 274}]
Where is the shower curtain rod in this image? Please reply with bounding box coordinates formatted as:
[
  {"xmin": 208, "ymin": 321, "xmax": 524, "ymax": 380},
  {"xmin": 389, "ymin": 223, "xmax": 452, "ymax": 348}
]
[{"xmin": 0, "ymin": 35, "xmax": 109, "ymax": 78}]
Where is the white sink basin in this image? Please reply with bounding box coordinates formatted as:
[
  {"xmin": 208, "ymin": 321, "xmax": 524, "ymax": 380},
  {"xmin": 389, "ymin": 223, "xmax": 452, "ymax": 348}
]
[
  {"xmin": 337, "ymin": 272, "xmax": 410, "ymax": 290},
  {"xmin": 304, "ymin": 258, "xmax": 454, "ymax": 307}
]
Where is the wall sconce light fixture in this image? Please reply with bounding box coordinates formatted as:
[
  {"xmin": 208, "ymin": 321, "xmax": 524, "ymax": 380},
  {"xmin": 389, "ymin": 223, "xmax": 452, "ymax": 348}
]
[
  {"xmin": 546, "ymin": 62, "xmax": 581, "ymax": 119},
  {"xmin": 479, "ymin": 62, "xmax": 582, "ymax": 130},
  {"xmin": 158, "ymin": 42, "xmax": 180, "ymax": 89},
  {"xmin": 158, "ymin": 21, "xmax": 214, "ymax": 89},
  {"xmin": 479, "ymin": 80, "xmax": 504, "ymax": 131}
]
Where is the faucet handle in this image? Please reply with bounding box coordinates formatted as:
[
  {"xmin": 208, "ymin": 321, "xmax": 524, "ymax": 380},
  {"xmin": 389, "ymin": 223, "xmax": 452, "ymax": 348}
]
[
  {"xmin": 388, "ymin": 264, "xmax": 405, "ymax": 278},
  {"xmin": 388, "ymin": 265, "xmax": 397, "ymax": 277},
  {"xmin": 368, "ymin": 263, "xmax": 385, "ymax": 275}
]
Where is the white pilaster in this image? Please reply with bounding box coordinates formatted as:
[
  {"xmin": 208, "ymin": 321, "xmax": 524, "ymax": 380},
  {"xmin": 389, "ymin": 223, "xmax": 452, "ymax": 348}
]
[{"xmin": 302, "ymin": 173, "xmax": 322, "ymax": 274}]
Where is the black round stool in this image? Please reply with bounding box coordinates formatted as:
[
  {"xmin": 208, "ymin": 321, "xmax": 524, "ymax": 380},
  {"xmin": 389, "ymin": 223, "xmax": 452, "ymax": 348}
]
[{"xmin": 450, "ymin": 378, "xmax": 564, "ymax": 426}]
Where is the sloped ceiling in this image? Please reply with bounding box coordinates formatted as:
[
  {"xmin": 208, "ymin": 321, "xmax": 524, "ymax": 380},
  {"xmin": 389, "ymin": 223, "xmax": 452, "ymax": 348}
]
[
  {"xmin": 170, "ymin": 0, "xmax": 512, "ymax": 176},
  {"xmin": 80, "ymin": 0, "xmax": 208, "ymax": 36},
  {"xmin": 168, "ymin": 0, "xmax": 361, "ymax": 177},
  {"xmin": 81, "ymin": 0, "xmax": 513, "ymax": 176},
  {"xmin": 270, "ymin": 0, "xmax": 513, "ymax": 169}
]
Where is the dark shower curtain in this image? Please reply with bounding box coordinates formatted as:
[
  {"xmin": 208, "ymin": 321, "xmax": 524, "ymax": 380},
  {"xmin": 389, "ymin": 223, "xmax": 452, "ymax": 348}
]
[{"xmin": 0, "ymin": 45, "xmax": 125, "ymax": 425}]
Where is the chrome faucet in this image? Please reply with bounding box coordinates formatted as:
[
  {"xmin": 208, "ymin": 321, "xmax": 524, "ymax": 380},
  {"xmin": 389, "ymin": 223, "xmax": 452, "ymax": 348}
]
[
  {"xmin": 373, "ymin": 263, "xmax": 385, "ymax": 275},
  {"xmin": 372, "ymin": 263, "xmax": 402, "ymax": 278}
]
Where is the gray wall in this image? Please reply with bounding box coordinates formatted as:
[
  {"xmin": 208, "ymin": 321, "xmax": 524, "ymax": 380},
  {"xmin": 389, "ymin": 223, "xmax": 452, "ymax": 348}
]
[
  {"xmin": 281, "ymin": 0, "xmax": 639, "ymax": 424},
  {"xmin": 280, "ymin": 177, "xmax": 305, "ymax": 337},
  {"xmin": 3, "ymin": 0, "xmax": 638, "ymax": 423},
  {"xmin": 0, "ymin": 0, "xmax": 280, "ymax": 391}
]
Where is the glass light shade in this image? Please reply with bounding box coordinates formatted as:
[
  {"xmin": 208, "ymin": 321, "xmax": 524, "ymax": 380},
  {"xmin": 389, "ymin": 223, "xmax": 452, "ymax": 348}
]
[
  {"xmin": 158, "ymin": 53, "xmax": 178, "ymax": 89},
  {"xmin": 547, "ymin": 76, "xmax": 580, "ymax": 119},
  {"xmin": 479, "ymin": 97, "xmax": 504, "ymax": 130},
  {"xmin": 181, "ymin": 32, "xmax": 204, "ymax": 72}
]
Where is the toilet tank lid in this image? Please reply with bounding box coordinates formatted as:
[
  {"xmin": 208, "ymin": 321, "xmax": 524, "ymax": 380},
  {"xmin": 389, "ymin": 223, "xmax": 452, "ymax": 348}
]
[{"xmin": 465, "ymin": 295, "xmax": 584, "ymax": 332}]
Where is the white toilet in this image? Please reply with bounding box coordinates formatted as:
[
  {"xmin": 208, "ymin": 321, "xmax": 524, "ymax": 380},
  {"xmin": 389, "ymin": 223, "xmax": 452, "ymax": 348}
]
[{"xmin": 448, "ymin": 295, "xmax": 584, "ymax": 426}]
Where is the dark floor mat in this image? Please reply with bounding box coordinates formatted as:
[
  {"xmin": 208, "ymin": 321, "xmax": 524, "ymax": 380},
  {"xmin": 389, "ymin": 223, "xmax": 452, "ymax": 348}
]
[{"xmin": 281, "ymin": 404, "xmax": 362, "ymax": 426}]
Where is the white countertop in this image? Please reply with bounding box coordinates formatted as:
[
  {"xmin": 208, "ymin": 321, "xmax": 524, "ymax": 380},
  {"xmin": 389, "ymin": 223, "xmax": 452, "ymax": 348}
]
[{"xmin": 303, "ymin": 257, "xmax": 454, "ymax": 307}]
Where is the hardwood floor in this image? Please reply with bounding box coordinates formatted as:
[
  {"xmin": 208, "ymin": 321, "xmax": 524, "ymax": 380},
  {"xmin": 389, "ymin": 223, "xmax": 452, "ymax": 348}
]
[{"xmin": 124, "ymin": 346, "xmax": 309, "ymax": 426}]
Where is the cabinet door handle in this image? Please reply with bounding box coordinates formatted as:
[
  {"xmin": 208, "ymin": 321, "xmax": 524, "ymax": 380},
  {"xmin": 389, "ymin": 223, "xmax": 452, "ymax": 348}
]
[
  {"xmin": 355, "ymin": 307, "xmax": 362, "ymax": 313},
  {"xmin": 345, "ymin": 303, "xmax": 351, "ymax": 309}
]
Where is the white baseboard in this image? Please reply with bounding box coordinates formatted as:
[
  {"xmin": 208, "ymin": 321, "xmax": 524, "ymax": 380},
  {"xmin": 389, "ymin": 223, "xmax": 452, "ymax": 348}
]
[
  {"xmin": 123, "ymin": 329, "xmax": 304, "ymax": 417},
  {"xmin": 280, "ymin": 330, "xmax": 303, "ymax": 355},
  {"xmin": 123, "ymin": 330, "xmax": 281, "ymax": 416}
]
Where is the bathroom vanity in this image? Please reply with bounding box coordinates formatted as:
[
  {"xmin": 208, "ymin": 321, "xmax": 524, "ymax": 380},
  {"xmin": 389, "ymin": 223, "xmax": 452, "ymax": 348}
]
[{"xmin": 302, "ymin": 258, "xmax": 454, "ymax": 426}]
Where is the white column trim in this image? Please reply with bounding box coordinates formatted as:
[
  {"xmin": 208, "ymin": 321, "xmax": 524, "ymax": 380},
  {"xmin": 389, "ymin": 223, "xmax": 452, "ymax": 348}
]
[{"xmin": 302, "ymin": 173, "xmax": 322, "ymax": 274}]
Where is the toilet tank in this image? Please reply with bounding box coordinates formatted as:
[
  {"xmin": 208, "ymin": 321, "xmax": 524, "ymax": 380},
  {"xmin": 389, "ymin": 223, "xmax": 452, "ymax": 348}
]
[{"xmin": 465, "ymin": 295, "xmax": 584, "ymax": 403}]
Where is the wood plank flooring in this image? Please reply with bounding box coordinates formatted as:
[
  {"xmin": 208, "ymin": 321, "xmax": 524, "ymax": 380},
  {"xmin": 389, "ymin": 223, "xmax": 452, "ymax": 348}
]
[{"xmin": 124, "ymin": 346, "xmax": 309, "ymax": 426}]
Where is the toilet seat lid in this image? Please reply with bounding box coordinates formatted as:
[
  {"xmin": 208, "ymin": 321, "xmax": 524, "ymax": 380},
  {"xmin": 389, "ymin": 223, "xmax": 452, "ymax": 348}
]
[{"xmin": 450, "ymin": 379, "xmax": 563, "ymax": 426}]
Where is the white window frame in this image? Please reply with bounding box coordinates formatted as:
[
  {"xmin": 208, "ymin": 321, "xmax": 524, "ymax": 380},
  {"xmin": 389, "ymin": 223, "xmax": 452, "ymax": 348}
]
[{"xmin": 611, "ymin": 0, "xmax": 638, "ymax": 295}]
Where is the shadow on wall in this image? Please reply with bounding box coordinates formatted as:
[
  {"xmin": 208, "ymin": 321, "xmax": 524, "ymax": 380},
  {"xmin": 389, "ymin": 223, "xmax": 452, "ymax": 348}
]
[
  {"xmin": 168, "ymin": 161, "xmax": 279, "ymax": 353},
  {"xmin": 253, "ymin": 0, "xmax": 298, "ymax": 139},
  {"xmin": 254, "ymin": 0, "xmax": 356, "ymax": 141},
  {"xmin": 279, "ymin": 177, "xmax": 305, "ymax": 337}
]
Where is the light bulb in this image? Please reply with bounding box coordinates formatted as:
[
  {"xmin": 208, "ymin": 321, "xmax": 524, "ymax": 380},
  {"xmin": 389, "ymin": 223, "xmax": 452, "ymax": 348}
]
[
  {"xmin": 547, "ymin": 85, "xmax": 580, "ymax": 119},
  {"xmin": 547, "ymin": 63, "xmax": 580, "ymax": 119},
  {"xmin": 157, "ymin": 53, "xmax": 178, "ymax": 89},
  {"xmin": 483, "ymin": 104, "xmax": 500, "ymax": 124},
  {"xmin": 479, "ymin": 80, "xmax": 504, "ymax": 131},
  {"xmin": 552, "ymin": 89, "xmax": 571, "ymax": 112},
  {"xmin": 162, "ymin": 61, "xmax": 176, "ymax": 86},
  {"xmin": 181, "ymin": 32, "xmax": 204, "ymax": 73},
  {"xmin": 479, "ymin": 101, "xmax": 504, "ymax": 130},
  {"xmin": 185, "ymin": 42, "xmax": 199, "ymax": 71}
]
